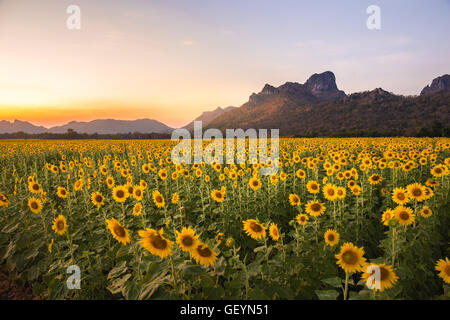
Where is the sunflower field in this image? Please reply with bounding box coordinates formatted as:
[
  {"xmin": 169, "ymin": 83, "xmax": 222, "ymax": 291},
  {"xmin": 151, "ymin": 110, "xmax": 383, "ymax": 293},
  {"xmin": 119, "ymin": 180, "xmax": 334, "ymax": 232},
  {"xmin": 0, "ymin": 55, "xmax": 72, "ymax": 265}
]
[{"xmin": 0, "ymin": 138, "xmax": 449, "ymax": 300}]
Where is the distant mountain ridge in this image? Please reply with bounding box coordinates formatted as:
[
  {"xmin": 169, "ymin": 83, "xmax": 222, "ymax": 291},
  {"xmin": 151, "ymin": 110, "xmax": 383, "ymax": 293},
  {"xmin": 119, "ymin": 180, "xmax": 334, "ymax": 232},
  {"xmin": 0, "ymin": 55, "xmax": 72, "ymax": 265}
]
[
  {"xmin": 0, "ymin": 118, "xmax": 172, "ymax": 134},
  {"xmin": 1, "ymin": 72, "xmax": 449, "ymax": 136},
  {"xmin": 183, "ymin": 106, "xmax": 236, "ymax": 131}
]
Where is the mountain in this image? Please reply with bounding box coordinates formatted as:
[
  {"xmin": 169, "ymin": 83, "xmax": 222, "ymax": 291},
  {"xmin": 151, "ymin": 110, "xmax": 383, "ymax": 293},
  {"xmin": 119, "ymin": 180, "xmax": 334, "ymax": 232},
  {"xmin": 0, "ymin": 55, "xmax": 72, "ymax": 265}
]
[
  {"xmin": 0, "ymin": 120, "xmax": 47, "ymax": 134},
  {"xmin": 47, "ymin": 119, "xmax": 172, "ymax": 134},
  {"xmin": 183, "ymin": 106, "xmax": 236, "ymax": 131},
  {"xmin": 421, "ymin": 74, "xmax": 450, "ymax": 95},
  {"xmin": 207, "ymin": 72, "xmax": 450, "ymax": 136}
]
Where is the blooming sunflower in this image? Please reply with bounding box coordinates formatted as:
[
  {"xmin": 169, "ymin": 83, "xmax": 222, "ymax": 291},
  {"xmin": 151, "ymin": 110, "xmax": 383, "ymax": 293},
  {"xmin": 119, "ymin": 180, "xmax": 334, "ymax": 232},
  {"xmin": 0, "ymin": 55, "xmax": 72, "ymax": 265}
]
[
  {"xmin": 305, "ymin": 200, "xmax": 326, "ymax": 217},
  {"xmin": 394, "ymin": 206, "xmax": 415, "ymax": 226},
  {"xmin": 392, "ymin": 187, "xmax": 409, "ymax": 205},
  {"xmin": 324, "ymin": 229, "xmax": 339, "ymax": 246},
  {"xmin": 0, "ymin": 193, "xmax": 10, "ymax": 207},
  {"xmin": 296, "ymin": 213, "xmax": 308, "ymax": 225},
  {"xmin": 435, "ymin": 257, "xmax": 450, "ymax": 284},
  {"xmin": 171, "ymin": 193, "xmax": 179, "ymax": 204},
  {"xmin": 138, "ymin": 227, "xmax": 173, "ymax": 258},
  {"xmin": 248, "ymin": 176, "xmax": 262, "ymax": 191},
  {"xmin": 336, "ymin": 187, "xmax": 346, "ymax": 200},
  {"xmin": 106, "ymin": 218, "xmax": 130, "ymax": 245},
  {"xmin": 176, "ymin": 226, "xmax": 199, "ymax": 253},
  {"xmin": 192, "ymin": 243, "xmax": 218, "ymax": 267},
  {"xmin": 323, "ymin": 184, "xmax": 338, "ymax": 201},
  {"xmin": 306, "ymin": 181, "xmax": 320, "ymax": 194},
  {"xmin": 288, "ymin": 194, "xmax": 301, "ymax": 206},
  {"xmin": 431, "ymin": 165, "xmax": 447, "ymax": 177},
  {"xmin": 269, "ymin": 223, "xmax": 280, "ymax": 241},
  {"xmin": 152, "ymin": 190, "xmax": 165, "ymax": 208},
  {"xmin": 112, "ymin": 185, "xmax": 128, "ymax": 203},
  {"xmin": 132, "ymin": 185, "xmax": 144, "ymax": 201},
  {"xmin": 406, "ymin": 183, "xmax": 426, "ymax": 202},
  {"xmin": 56, "ymin": 186, "xmax": 68, "ymax": 199},
  {"xmin": 381, "ymin": 209, "xmax": 394, "ymax": 226},
  {"xmin": 132, "ymin": 202, "xmax": 143, "ymax": 216},
  {"xmin": 91, "ymin": 192, "xmax": 104, "ymax": 207},
  {"xmin": 361, "ymin": 263, "xmax": 398, "ymax": 292},
  {"xmin": 243, "ymin": 219, "xmax": 266, "ymax": 240},
  {"xmin": 210, "ymin": 187, "xmax": 225, "ymax": 203},
  {"xmin": 418, "ymin": 206, "xmax": 432, "ymax": 218},
  {"xmin": 28, "ymin": 197, "xmax": 43, "ymax": 214},
  {"xmin": 368, "ymin": 174, "xmax": 382, "ymax": 185},
  {"xmin": 28, "ymin": 181, "xmax": 41, "ymax": 194},
  {"xmin": 52, "ymin": 215, "xmax": 68, "ymax": 236},
  {"xmin": 335, "ymin": 242, "xmax": 366, "ymax": 273}
]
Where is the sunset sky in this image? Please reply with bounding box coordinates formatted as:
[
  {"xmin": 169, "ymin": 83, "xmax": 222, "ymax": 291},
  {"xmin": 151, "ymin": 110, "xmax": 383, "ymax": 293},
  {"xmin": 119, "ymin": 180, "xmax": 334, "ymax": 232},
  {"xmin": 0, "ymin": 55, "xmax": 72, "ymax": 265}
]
[{"xmin": 0, "ymin": 0, "xmax": 449, "ymax": 128}]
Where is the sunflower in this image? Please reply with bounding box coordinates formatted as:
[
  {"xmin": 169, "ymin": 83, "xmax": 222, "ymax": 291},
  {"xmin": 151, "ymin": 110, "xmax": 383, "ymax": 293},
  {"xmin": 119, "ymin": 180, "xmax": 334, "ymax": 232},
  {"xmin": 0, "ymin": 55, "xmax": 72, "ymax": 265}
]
[
  {"xmin": 406, "ymin": 183, "xmax": 426, "ymax": 202},
  {"xmin": 56, "ymin": 186, "xmax": 68, "ymax": 199},
  {"xmin": 150, "ymin": 190, "xmax": 165, "ymax": 208},
  {"xmin": 106, "ymin": 218, "xmax": 130, "ymax": 245},
  {"xmin": 305, "ymin": 200, "xmax": 326, "ymax": 217},
  {"xmin": 296, "ymin": 169, "xmax": 306, "ymax": 179},
  {"xmin": 112, "ymin": 185, "xmax": 128, "ymax": 203},
  {"xmin": 296, "ymin": 213, "xmax": 308, "ymax": 225},
  {"xmin": 74, "ymin": 179, "xmax": 84, "ymax": 191},
  {"xmin": 306, "ymin": 181, "xmax": 320, "ymax": 194},
  {"xmin": 336, "ymin": 187, "xmax": 346, "ymax": 200},
  {"xmin": 431, "ymin": 165, "xmax": 447, "ymax": 177},
  {"xmin": 176, "ymin": 226, "xmax": 199, "ymax": 252},
  {"xmin": 269, "ymin": 223, "xmax": 280, "ymax": 241},
  {"xmin": 288, "ymin": 194, "xmax": 301, "ymax": 206},
  {"xmin": 106, "ymin": 176, "xmax": 115, "ymax": 188},
  {"xmin": 138, "ymin": 227, "xmax": 173, "ymax": 258},
  {"xmin": 324, "ymin": 229, "xmax": 339, "ymax": 246},
  {"xmin": 248, "ymin": 177, "xmax": 261, "ymax": 191},
  {"xmin": 361, "ymin": 263, "xmax": 398, "ymax": 292},
  {"xmin": 0, "ymin": 193, "xmax": 10, "ymax": 207},
  {"xmin": 368, "ymin": 174, "xmax": 382, "ymax": 185},
  {"xmin": 381, "ymin": 209, "xmax": 394, "ymax": 226},
  {"xmin": 211, "ymin": 189, "xmax": 225, "ymax": 203},
  {"xmin": 418, "ymin": 206, "xmax": 432, "ymax": 218},
  {"xmin": 216, "ymin": 232, "xmax": 225, "ymax": 244},
  {"xmin": 242, "ymin": 219, "xmax": 266, "ymax": 240},
  {"xmin": 91, "ymin": 192, "xmax": 104, "ymax": 207},
  {"xmin": 192, "ymin": 243, "xmax": 218, "ymax": 267},
  {"xmin": 323, "ymin": 184, "xmax": 338, "ymax": 201},
  {"xmin": 52, "ymin": 215, "xmax": 68, "ymax": 236},
  {"xmin": 28, "ymin": 181, "xmax": 42, "ymax": 194},
  {"xmin": 435, "ymin": 257, "xmax": 450, "ymax": 284},
  {"xmin": 335, "ymin": 242, "xmax": 366, "ymax": 273},
  {"xmin": 351, "ymin": 185, "xmax": 361, "ymax": 196},
  {"xmin": 129, "ymin": 185, "xmax": 143, "ymax": 201},
  {"xmin": 392, "ymin": 187, "xmax": 409, "ymax": 205},
  {"xmin": 28, "ymin": 197, "xmax": 43, "ymax": 214},
  {"xmin": 394, "ymin": 206, "xmax": 415, "ymax": 226},
  {"xmin": 132, "ymin": 202, "xmax": 143, "ymax": 216},
  {"xmin": 171, "ymin": 192, "xmax": 179, "ymax": 204}
]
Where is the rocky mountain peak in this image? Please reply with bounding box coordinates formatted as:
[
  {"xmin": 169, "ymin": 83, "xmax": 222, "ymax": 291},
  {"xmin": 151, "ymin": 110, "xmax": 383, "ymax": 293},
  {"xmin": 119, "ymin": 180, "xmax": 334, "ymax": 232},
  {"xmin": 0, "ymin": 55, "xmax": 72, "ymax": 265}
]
[
  {"xmin": 420, "ymin": 74, "xmax": 450, "ymax": 95},
  {"xmin": 304, "ymin": 71, "xmax": 346, "ymax": 101}
]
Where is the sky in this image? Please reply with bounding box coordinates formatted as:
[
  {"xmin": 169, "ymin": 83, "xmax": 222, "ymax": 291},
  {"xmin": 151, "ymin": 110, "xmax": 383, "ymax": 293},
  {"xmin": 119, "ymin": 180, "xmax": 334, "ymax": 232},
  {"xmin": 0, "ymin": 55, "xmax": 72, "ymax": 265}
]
[{"xmin": 0, "ymin": 0, "xmax": 449, "ymax": 128}]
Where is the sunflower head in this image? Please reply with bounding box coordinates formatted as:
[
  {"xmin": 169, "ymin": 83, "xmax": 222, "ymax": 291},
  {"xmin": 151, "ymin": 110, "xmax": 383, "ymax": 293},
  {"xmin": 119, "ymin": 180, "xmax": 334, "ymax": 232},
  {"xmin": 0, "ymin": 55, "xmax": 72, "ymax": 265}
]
[
  {"xmin": 289, "ymin": 194, "xmax": 301, "ymax": 206},
  {"xmin": 296, "ymin": 213, "xmax": 308, "ymax": 226},
  {"xmin": 152, "ymin": 190, "xmax": 165, "ymax": 208},
  {"xmin": 305, "ymin": 200, "xmax": 326, "ymax": 217},
  {"xmin": 394, "ymin": 206, "xmax": 415, "ymax": 226},
  {"xmin": 52, "ymin": 215, "xmax": 68, "ymax": 236},
  {"xmin": 362, "ymin": 263, "xmax": 399, "ymax": 292},
  {"xmin": 335, "ymin": 242, "xmax": 366, "ymax": 273},
  {"xmin": 106, "ymin": 218, "xmax": 130, "ymax": 245},
  {"xmin": 435, "ymin": 257, "xmax": 450, "ymax": 284},
  {"xmin": 176, "ymin": 226, "xmax": 199, "ymax": 253},
  {"xmin": 243, "ymin": 219, "xmax": 266, "ymax": 240},
  {"xmin": 28, "ymin": 197, "xmax": 43, "ymax": 214},
  {"xmin": 139, "ymin": 227, "xmax": 173, "ymax": 258},
  {"xmin": 269, "ymin": 223, "xmax": 280, "ymax": 241},
  {"xmin": 192, "ymin": 243, "xmax": 218, "ymax": 267},
  {"xmin": 324, "ymin": 229, "xmax": 339, "ymax": 246}
]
